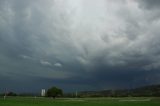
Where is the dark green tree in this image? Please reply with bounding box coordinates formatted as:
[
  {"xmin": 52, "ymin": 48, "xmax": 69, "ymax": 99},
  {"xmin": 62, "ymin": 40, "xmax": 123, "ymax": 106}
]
[
  {"xmin": 7, "ymin": 92, "xmax": 17, "ymax": 96},
  {"xmin": 46, "ymin": 86, "xmax": 63, "ymax": 98}
]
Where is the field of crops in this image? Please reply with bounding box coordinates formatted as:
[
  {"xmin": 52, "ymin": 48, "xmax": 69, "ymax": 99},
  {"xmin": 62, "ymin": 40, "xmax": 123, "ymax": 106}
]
[{"xmin": 0, "ymin": 97, "xmax": 160, "ymax": 106}]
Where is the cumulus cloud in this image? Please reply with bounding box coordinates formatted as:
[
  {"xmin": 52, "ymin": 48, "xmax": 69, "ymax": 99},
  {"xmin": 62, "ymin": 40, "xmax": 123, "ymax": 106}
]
[
  {"xmin": 20, "ymin": 55, "xmax": 33, "ymax": 60},
  {"xmin": 0, "ymin": 0, "xmax": 160, "ymax": 92},
  {"xmin": 54, "ymin": 63, "xmax": 62, "ymax": 67},
  {"xmin": 40, "ymin": 60, "xmax": 52, "ymax": 66}
]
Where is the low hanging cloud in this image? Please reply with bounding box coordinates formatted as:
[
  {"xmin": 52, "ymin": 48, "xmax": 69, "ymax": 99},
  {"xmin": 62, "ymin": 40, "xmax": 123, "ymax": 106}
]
[
  {"xmin": 40, "ymin": 60, "xmax": 52, "ymax": 66},
  {"xmin": 54, "ymin": 63, "xmax": 62, "ymax": 67},
  {"xmin": 0, "ymin": 0, "xmax": 160, "ymax": 91},
  {"xmin": 138, "ymin": 0, "xmax": 160, "ymax": 9}
]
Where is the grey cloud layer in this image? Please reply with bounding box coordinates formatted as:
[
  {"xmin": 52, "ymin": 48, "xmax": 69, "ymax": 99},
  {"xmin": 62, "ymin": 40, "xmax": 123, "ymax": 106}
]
[
  {"xmin": 0, "ymin": 0, "xmax": 160, "ymax": 91},
  {"xmin": 138, "ymin": 0, "xmax": 160, "ymax": 9}
]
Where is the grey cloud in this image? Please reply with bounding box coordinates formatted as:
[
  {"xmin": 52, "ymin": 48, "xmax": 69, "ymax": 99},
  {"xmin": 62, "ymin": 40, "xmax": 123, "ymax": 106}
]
[
  {"xmin": 54, "ymin": 63, "xmax": 62, "ymax": 67},
  {"xmin": 137, "ymin": 0, "xmax": 160, "ymax": 21},
  {"xmin": 40, "ymin": 60, "xmax": 52, "ymax": 66},
  {"xmin": 0, "ymin": 0, "xmax": 160, "ymax": 92},
  {"xmin": 138, "ymin": 0, "xmax": 160, "ymax": 9}
]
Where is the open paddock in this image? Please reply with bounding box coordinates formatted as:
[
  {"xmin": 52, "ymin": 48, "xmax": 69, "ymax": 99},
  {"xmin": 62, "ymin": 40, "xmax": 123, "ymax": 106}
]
[{"xmin": 0, "ymin": 97, "xmax": 160, "ymax": 106}]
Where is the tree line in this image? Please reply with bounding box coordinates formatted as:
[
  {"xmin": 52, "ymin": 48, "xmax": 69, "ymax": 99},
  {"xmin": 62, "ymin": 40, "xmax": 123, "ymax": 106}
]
[
  {"xmin": 0, "ymin": 86, "xmax": 63, "ymax": 98},
  {"xmin": 1, "ymin": 84, "xmax": 160, "ymax": 98},
  {"xmin": 79, "ymin": 84, "xmax": 160, "ymax": 97}
]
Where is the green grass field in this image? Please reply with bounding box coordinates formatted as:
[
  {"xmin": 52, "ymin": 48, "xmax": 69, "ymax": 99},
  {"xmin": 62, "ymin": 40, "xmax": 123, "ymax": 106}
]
[{"xmin": 0, "ymin": 97, "xmax": 160, "ymax": 106}]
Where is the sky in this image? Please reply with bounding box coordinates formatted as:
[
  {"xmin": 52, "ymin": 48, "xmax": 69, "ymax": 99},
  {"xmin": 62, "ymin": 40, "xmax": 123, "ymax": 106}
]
[{"xmin": 0, "ymin": 0, "xmax": 160, "ymax": 93}]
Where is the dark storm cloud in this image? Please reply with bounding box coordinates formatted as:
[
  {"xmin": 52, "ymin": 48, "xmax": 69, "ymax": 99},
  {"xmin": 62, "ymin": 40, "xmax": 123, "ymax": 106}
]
[
  {"xmin": 137, "ymin": 0, "xmax": 160, "ymax": 21},
  {"xmin": 138, "ymin": 0, "xmax": 160, "ymax": 9},
  {"xmin": 1, "ymin": 0, "xmax": 160, "ymax": 92}
]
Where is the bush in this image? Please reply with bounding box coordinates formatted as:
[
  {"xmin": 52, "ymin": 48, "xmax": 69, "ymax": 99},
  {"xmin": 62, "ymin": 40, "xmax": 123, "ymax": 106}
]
[{"xmin": 46, "ymin": 87, "xmax": 63, "ymax": 98}]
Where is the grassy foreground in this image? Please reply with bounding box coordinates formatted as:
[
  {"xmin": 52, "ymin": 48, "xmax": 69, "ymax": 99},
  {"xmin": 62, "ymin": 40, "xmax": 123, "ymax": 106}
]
[{"xmin": 0, "ymin": 97, "xmax": 160, "ymax": 106}]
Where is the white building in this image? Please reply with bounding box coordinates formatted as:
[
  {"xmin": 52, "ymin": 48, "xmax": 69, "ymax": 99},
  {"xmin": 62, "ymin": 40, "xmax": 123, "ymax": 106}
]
[{"xmin": 41, "ymin": 89, "xmax": 46, "ymax": 97}]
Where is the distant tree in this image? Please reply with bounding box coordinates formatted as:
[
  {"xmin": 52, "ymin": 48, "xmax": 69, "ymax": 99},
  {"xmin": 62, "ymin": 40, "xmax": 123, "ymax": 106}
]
[
  {"xmin": 7, "ymin": 92, "xmax": 17, "ymax": 96},
  {"xmin": 46, "ymin": 86, "xmax": 63, "ymax": 98}
]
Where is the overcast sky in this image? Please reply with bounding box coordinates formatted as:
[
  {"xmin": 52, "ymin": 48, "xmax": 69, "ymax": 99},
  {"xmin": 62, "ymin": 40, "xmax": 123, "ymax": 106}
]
[{"xmin": 0, "ymin": 0, "xmax": 160, "ymax": 93}]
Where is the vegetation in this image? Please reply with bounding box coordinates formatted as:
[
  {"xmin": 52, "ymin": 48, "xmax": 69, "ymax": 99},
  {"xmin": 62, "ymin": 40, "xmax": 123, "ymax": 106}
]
[
  {"xmin": 0, "ymin": 97, "xmax": 160, "ymax": 106},
  {"xmin": 0, "ymin": 84, "xmax": 160, "ymax": 98},
  {"xmin": 0, "ymin": 92, "xmax": 17, "ymax": 96},
  {"xmin": 46, "ymin": 86, "xmax": 63, "ymax": 98},
  {"xmin": 1, "ymin": 84, "xmax": 160, "ymax": 98},
  {"xmin": 0, "ymin": 85, "xmax": 160, "ymax": 105},
  {"xmin": 7, "ymin": 92, "xmax": 17, "ymax": 96},
  {"xmin": 79, "ymin": 85, "xmax": 160, "ymax": 97}
]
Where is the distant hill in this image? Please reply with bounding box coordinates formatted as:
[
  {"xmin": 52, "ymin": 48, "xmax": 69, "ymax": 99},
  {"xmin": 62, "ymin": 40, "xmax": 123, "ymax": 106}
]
[
  {"xmin": 79, "ymin": 84, "xmax": 160, "ymax": 97},
  {"xmin": 131, "ymin": 84, "xmax": 160, "ymax": 97}
]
